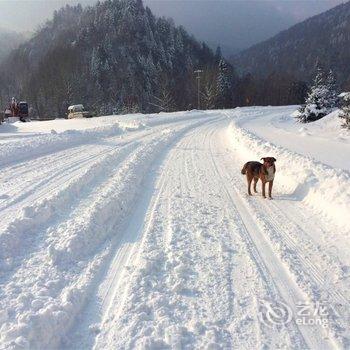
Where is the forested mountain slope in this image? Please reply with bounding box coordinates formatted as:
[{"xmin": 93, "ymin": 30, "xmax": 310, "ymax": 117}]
[
  {"xmin": 234, "ymin": 1, "xmax": 350, "ymax": 89},
  {"xmin": 0, "ymin": 0, "xmax": 220, "ymax": 117}
]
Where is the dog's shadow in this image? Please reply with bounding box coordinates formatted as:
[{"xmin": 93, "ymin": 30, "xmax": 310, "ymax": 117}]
[
  {"xmin": 273, "ymin": 194, "xmax": 299, "ymax": 202},
  {"xmin": 247, "ymin": 193, "xmax": 300, "ymax": 202}
]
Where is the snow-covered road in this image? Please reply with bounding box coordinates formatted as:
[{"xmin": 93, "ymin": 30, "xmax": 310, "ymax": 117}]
[{"xmin": 0, "ymin": 108, "xmax": 349, "ymax": 349}]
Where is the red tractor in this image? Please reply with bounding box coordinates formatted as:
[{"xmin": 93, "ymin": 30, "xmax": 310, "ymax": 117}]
[{"xmin": 9, "ymin": 98, "xmax": 29, "ymax": 122}]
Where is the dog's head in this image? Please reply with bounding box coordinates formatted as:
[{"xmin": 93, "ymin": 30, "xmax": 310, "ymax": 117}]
[{"xmin": 261, "ymin": 157, "xmax": 276, "ymax": 167}]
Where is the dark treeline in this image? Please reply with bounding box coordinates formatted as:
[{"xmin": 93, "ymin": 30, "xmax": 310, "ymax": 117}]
[
  {"xmin": 234, "ymin": 73, "xmax": 308, "ymax": 107},
  {"xmin": 0, "ymin": 0, "xmax": 309, "ymax": 118}
]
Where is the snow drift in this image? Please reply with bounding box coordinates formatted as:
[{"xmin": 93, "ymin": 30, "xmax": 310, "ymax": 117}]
[
  {"xmin": 0, "ymin": 115, "xmax": 213, "ymax": 349},
  {"xmin": 227, "ymin": 120, "xmax": 350, "ymax": 230}
]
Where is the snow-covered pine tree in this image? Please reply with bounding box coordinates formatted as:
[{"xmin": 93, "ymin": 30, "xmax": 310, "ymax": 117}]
[
  {"xmin": 215, "ymin": 46, "xmax": 222, "ymax": 62},
  {"xmin": 338, "ymin": 92, "xmax": 350, "ymax": 128},
  {"xmin": 297, "ymin": 66, "xmax": 329, "ymax": 123},
  {"xmin": 325, "ymin": 69, "xmax": 339, "ymax": 109},
  {"xmin": 217, "ymin": 59, "xmax": 232, "ymax": 109}
]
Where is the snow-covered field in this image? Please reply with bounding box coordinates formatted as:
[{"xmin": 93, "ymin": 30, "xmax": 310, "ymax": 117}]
[{"xmin": 0, "ymin": 107, "xmax": 349, "ymax": 349}]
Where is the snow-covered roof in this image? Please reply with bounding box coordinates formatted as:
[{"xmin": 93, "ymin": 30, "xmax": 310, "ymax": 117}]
[
  {"xmin": 338, "ymin": 92, "xmax": 350, "ymax": 100},
  {"xmin": 68, "ymin": 104, "xmax": 84, "ymax": 111}
]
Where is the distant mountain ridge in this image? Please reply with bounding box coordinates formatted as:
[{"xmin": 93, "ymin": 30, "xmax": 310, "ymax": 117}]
[
  {"xmin": 0, "ymin": 28, "xmax": 26, "ymax": 62},
  {"xmin": 234, "ymin": 1, "xmax": 350, "ymax": 88}
]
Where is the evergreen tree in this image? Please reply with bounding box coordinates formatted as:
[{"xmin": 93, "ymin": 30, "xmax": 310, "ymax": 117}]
[
  {"xmin": 215, "ymin": 46, "xmax": 222, "ymax": 62},
  {"xmin": 297, "ymin": 67, "xmax": 330, "ymax": 123},
  {"xmin": 325, "ymin": 69, "xmax": 339, "ymax": 109},
  {"xmin": 217, "ymin": 59, "xmax": 232, "ymax": 108},
  {"xmin": 339, "ymin": 92, "xmax": 350, "ymax": 128}
]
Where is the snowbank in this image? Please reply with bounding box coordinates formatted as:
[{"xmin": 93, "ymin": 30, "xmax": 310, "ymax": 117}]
[
  {"xmin": 0, "ymin": 123, "xmax": 123, "ymax": 167},
  {"xmin": 0, "ymin": 110, "xmax": 208, "ymax": 167},
  {"xmin": 232, "ymin": 106, "xmax": 350, "ymax": 171},
  {"xmin": 303, "ymin": 108, "xmax": 345, "ymax": 132},
  {"xmin": 0, "ymin": 142, "xmax": 138, "ymax": 272},
  {"xmin": 227, "ymin": 121, "xmax": 350, "ymax": 230}
]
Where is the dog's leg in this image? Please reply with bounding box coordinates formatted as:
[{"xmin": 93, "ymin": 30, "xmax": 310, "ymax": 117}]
[
  {"xmin": 262, "ymin": 181, "xmax": 266, "ymax": 198},
  {"xmin": 268, "ymin": 181, "xmax": 273, "ymax": 199},
  {"xmin": 253, "ymin": 177, "xmax": 258, "ymax": 193},
  {"xmin": 247, "ymin": 175, "xmax": 253, "ymax": 195}
]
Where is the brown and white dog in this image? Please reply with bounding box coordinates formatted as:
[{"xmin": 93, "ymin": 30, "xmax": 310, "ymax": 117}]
[{"xmin": 241, "ymin": 157, "xmax": 276, "ymax": 199}]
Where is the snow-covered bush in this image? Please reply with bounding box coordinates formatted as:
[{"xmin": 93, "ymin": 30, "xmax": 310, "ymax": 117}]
[
  {"xmin": 297, "ymin": 67, "xmax": 338, "ymax": 123},
  {"xmin": 339, "ymin": 92, "xmax": 350, "ymax": 128}
]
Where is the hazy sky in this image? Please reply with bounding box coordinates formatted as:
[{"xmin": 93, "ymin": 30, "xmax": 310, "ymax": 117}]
[
  {"xmin": 0, "ymin": 0, "xmax": 345, "ymax": 52},
  {"xmin": 0, "ymin": 0, "xmax": 94, "ymax": 32},
  {"xmin": 144, "ymin": 0, "xmax": 345, "ymax": 53}
]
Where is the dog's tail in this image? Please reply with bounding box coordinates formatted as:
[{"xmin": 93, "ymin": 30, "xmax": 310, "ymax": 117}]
[{"xmin": 241, "ymin": 162, "xmax": 248, "ymax": 175}]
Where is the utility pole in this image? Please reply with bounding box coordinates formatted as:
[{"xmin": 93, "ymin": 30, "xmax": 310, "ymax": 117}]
[{"xmin": 194, "ymin": 69, "xmax": 203, "ymax": 110}]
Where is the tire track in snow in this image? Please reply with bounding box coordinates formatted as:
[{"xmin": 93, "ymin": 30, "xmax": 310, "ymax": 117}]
[
  {"xmin": 91, "ymin": 139, "xmax": 174, "ymax": 349},
  {"xmin": 0, "ymin": 122, "xmax": 206, "ymax": 318},
  {"xmin": 219, "ymin": 112, "xmax": 350, "ymax": 347},
  {"xmin": 93, "ymin": 119, "xmax": 297, "ymax": 349},
  {"xmin": 3, "ymin": 114, "xmax": 345, "ymax": 349},
  {"xmin": 0, "ymin": 122, "xmax": 193, "ymax": 275},
  {"xmin": 225, "ymin": 113, "xmax": 350, "ymax": 231},
  {"xmin": 217, "ymin": 130, "xmax": 350, "ymax": 347},
  {"xmin": 0, "ymin": 142, "xmax": 130, "ymax": 218},
  {"xmin": 207, "ymin": 124, "xmax": 335, "ymax": 349},
  {"xmin": 0, "ymin": 112, "xmax": 208, "ymax": 169},
  {"xmin": 171, "ymin": 124, "xmax": 237, "ymax": 345},
  {"xmin": 0, "ymin": 140, "xmax": 140, "ymax": 287},
  {"xmin": 1, "ymin": 121, "xmax": 201, "ymax": 349},
  {"xmin": 87, "ymin": 116, "xmax": 245, "ymax": 349},
  {"xmin": 0, "ymin": 124, "xmax": 174, "ymax": 219},
  {"xmin": 62, "ymin": 116, "xmax": 219, "ymax": 349}
]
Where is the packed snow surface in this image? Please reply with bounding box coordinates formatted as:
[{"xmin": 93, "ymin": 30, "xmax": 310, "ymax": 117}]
[
  {"xmin": 0, "ymin": 107, "xmax": 349, "ymax": 349},
  {"xmin": 236, "ymin": 106, "xmax": 350, "ymax": 170}
]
